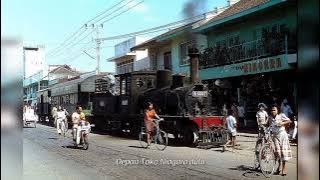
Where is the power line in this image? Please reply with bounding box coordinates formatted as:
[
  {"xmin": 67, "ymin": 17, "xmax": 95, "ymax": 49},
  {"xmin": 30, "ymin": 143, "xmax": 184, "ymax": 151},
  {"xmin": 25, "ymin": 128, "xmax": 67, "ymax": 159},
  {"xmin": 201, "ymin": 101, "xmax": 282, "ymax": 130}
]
[
  {"xmin": 86, "ymin": 0, "xmax": 129, "ymax": 24},
  {"xmin": 49, "ymin": 30, "xmax": 95, "ymax": 59},
  {"xmin": 92, "ymin": 0, "xmax": 136, "ymax": 24},
  {"xmin": 47, "ymin": 28, "xmax": 88, "ymax": 57},
  {"xmin": 61, "ymin": 42, "xmax": 95, "ymax": 64},
  {"xmin": 97, "ymin": 12, "xmax": 205, "ymax": 42},
  {"xmin": 97, "ymin": 24, "xmax": 188, "ymax": 42},
  {"xmin": 46, "ymin": 0, "xmax": 131, "ymax": 57},
  {"xmin": 59, "ymin": 0, "xmax": 144, "ymax": 74},
  {"xmin": 100, "ymin": 0, "xmax": 144, "ymax": 25}
]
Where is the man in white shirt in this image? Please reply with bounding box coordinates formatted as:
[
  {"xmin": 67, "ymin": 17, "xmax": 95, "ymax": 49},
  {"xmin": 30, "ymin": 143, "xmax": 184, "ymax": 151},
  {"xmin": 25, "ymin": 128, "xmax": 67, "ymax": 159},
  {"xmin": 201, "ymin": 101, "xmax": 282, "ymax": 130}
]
[
  {"xmin": 71, "ymin": 106, "xmax": 82, "ymax": 141},
  {"xmin": 56, "ymin": 106, "xmax": 66, "ymax": 135},
  {"xmin": 224, "ymin": 109, "xmax": 237, "ymax": 152}
]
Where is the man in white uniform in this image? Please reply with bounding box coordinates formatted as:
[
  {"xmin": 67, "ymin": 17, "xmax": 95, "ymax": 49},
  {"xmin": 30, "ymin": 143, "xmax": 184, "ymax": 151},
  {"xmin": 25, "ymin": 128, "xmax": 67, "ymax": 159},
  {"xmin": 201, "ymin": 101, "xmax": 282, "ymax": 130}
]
[
  {"xmin": 56, "ymin": 106, "xmax": 66, "ymax": 135},
  {"xmin": 72, "ymin": 106, "xmax": 82, "ymax": 141}
]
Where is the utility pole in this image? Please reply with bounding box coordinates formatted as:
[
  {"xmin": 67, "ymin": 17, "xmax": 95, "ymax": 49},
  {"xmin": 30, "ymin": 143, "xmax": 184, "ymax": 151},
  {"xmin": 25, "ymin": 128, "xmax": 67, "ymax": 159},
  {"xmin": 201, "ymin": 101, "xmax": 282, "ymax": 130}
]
[{"xmin": 85, "ymin": 24, "xmax": 103, "ymax": 75}]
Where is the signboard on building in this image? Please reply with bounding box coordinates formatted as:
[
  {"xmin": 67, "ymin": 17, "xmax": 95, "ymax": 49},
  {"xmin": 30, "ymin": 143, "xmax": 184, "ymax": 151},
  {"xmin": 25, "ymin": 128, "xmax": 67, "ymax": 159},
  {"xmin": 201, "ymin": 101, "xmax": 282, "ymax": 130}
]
[{"xmin": 200, "ymin": 54, "xmax": 296, "ymax": 80}]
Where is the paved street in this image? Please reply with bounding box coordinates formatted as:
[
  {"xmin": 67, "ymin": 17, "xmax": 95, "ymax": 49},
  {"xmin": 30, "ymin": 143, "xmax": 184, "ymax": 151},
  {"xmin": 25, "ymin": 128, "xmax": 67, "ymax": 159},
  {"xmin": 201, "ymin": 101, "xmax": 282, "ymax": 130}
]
[{"xmin": 23, "ymin": 124, "xmax": 297, "ymax": 180}]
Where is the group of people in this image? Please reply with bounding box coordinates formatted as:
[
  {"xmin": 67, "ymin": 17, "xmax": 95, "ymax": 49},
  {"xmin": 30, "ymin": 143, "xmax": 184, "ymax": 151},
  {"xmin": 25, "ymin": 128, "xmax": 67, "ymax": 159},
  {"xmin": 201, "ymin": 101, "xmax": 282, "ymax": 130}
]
[
  {"xmin": 257, "ymin": 99, "xmax": 297, "ymax": 141},
  {"xmin": 222, "ymin": 98, "xmax": 296, "ymax": 176},
  {"xmin": 23, "ymin": 105, "xmax": 38, "ymax": 125},
  {"xmin": 256, "ymin": 103, "xmax": 293, "ymax": 176},
  {"xmin": 52, "ymin": 105, "xmax": 88, "ymax": 141}
]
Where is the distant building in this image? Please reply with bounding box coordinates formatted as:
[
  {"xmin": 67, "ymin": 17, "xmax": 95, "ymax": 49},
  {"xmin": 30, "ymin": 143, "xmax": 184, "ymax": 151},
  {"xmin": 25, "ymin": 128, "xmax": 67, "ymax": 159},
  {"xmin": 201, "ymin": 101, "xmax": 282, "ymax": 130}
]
[
  {"xmin": 107, "ymin": 37, "xmax": 150, "ymax": 75},
  {"xmin": 23, "ymin": 64, "xmax": 81, "ymax": 106},
  {"xmin": 23, "ymin": 45, "xmax": 45, "ymax": 79}
]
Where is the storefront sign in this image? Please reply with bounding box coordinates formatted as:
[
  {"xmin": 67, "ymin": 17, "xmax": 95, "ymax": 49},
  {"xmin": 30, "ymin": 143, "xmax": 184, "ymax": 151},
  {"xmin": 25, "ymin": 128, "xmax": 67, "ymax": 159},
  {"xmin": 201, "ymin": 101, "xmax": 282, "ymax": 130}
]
[
  {"xmin": 200, "ymin": 54, "xmax": 296, "ymax": 80},
  {"xmin": 234, "ymin": 57, "xmax": 282, "ymax": 74}
]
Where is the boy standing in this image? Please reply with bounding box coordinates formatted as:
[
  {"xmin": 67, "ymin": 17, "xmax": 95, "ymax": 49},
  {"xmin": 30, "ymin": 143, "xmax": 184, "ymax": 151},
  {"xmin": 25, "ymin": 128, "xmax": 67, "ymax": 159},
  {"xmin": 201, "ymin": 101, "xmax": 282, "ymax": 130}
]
[
  {"xmin": 224, "ymin": 109, "xmax": 237, "ymax": 152},
  {"xmin": 256, "ymin": 103, "xmax": 269, "ymax": 136}
]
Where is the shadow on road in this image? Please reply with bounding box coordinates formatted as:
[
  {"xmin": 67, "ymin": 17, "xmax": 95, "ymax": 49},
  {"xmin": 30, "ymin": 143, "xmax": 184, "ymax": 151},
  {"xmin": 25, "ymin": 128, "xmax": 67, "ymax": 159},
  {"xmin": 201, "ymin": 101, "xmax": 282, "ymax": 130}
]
[
  {"xmin": 23, "ymin": 126, "xmax": 36, "ymax": 128},
  {"xmin": 229, "ymin": 165, "xmax": 263, "ymax": 178},
  {"xmin": 128, "ymin": 145, "xmax": 147, "ymax": 149},
  {"xmin": 62, "ymin": 145, "xmax": 87, "ymax": 150},
  {"xmin": 48, "ymin": 137, "xmax": 59, "ymax": 140}
]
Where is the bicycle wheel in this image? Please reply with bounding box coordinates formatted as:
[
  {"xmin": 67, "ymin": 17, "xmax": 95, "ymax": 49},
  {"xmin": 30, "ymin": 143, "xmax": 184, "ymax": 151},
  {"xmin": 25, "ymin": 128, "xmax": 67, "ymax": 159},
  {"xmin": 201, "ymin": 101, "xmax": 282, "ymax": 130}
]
[
  {"xmin": 139, "ymin": 131, "xmax": 149, "ymax": 148},
  {"xmin": 259, "ymin": 144, "xmax": 276, "ymax": 178},
  {"xmin": 61, "ymin": 121, "xmax": 66, "ymax": 137},
  {"xmin": 64, "ymin": 121, "xmax": 68, "ymax": 136},
  {"xmin": 253, "ymin": 139, "xmax": 262, "ymax": 169},
  {"xmin": 155, "ymin": 130, "xmax": 168, "ymax": 151},
  {"xmin": 83, "ymin": 135, "xmax": 89, "ymax": 150}
]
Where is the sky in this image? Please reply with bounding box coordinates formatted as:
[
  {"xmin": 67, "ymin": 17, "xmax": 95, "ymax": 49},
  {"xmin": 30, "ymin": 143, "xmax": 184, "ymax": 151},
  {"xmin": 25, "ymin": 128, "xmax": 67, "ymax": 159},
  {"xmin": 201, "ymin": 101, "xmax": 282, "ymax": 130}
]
[{"xmin": 2, "ymin": 0, "xmax": 227, "ymax": 73}]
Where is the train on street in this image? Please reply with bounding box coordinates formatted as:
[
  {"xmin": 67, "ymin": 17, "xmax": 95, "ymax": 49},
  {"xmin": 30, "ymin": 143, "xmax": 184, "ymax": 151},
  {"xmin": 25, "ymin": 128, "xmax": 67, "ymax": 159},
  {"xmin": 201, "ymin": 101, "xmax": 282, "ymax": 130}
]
[
  {"xmin": 36, "ymin": 73, "xmax": 114, "ymax": 126},
  {"xmin": 91, "ymin": 47, "xmax": 228, "ymax": 146}
]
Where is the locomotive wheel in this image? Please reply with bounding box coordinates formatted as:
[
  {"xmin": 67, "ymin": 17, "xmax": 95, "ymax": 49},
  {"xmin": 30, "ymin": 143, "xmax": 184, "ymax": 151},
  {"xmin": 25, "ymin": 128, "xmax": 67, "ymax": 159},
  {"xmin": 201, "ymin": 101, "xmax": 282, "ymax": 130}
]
[{"xmin": 183, "ymin": 127, "xmax": 199, "ymax": 146}]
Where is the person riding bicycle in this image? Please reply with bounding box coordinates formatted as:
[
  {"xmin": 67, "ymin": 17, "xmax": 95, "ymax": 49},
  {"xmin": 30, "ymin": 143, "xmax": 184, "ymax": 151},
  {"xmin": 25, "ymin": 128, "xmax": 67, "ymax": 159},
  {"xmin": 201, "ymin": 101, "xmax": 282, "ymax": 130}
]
[
  {"xmin": 56, "ymin": 106, "xmax": 67, "ymax": 135},
  {"xmin": 144, "ymin": 102, "xmax": 161, "ymax": 146},
  {"xmin": 256, "ymin": 103, "xmax": 268, "ymax": 137},
  {"xmin": 269, "ymin": 104, "xmax": 292, "ymax": 176},
  {"xmin": 72, "ymin": 106, "xmax": 89, "ymax": 141}
]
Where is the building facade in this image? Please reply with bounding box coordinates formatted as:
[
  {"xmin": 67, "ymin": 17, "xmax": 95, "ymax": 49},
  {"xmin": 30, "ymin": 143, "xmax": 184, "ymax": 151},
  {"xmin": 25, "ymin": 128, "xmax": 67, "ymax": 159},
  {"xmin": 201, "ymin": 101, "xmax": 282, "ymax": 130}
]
[
  {"xmin": 193, "ymin": 0, "xmax": 297, "ymax": 128},
  {"xmin": 23, "ymin": 64, "xmax": 81, "ymax": 106},
  {"xmin": 131, "ymin": 7, "xmax": 228, "ymax": 83},
  {"xmin": 107, "ymin": 37, "xmax": 150, "ymax": 75}
]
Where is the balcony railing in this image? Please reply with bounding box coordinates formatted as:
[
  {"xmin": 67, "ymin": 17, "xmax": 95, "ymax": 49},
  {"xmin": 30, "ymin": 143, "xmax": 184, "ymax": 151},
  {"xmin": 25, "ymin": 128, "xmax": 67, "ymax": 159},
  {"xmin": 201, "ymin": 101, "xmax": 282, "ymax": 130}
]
[{"xmin": 199, "ymin": 34, "xmax": 296, "ymax": 69}]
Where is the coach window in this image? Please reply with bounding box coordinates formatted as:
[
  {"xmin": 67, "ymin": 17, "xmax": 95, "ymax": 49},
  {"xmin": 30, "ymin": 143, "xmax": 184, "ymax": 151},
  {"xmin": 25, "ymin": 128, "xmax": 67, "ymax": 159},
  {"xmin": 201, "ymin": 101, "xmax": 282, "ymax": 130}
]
[
  {"xmin": 66, "ymin": 95, "xmax": 70, "ymax": 104},
  {"xmin": 121, "ymin": 79, "xmax": 126, "ymax": 95},
  {"xmin": 70, "ymin": 94, "xmax": 74, "ymax": 104}
]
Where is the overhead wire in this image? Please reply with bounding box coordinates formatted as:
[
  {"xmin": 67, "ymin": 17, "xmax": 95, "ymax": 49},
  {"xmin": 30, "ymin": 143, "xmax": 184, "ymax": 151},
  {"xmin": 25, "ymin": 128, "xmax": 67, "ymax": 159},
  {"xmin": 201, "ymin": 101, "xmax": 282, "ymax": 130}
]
[
  {"xmin": 92, "ymin": 0, "xmax": 136, "ymax": 24},
  {"xmin": 46, "ymin": 0, "xmax": 133, "ymax": 57},
  {"xmin": 50, "ymin": 29, "xmax": 95, "ymax": 59},
  {"xmin": 99, "ymin": 0, "xmax": 144, "ymax": 25}
]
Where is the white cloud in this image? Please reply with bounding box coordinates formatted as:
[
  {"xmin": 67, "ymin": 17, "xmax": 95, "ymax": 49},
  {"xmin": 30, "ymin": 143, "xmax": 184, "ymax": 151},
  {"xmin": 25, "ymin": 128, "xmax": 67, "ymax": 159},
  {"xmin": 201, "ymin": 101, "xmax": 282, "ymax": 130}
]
[{"xmin": 126, "ymin": 1, "xmax": 149, "ymax": 13}]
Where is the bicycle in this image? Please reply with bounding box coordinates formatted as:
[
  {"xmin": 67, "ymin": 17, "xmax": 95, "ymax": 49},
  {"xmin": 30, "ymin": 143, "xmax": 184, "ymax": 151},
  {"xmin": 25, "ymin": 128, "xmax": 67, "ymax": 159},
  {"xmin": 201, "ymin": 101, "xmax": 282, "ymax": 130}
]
[
  {"xmin": 139, "ymin": 118, "xmax": 168, "ymax": 151},
  {"xmin": 253, "ymin": 125, "xmax": 267, "ymax": 170},
  {"xmin": 258, "ymin": 127, "xmax": 280, "ymax": 178}
]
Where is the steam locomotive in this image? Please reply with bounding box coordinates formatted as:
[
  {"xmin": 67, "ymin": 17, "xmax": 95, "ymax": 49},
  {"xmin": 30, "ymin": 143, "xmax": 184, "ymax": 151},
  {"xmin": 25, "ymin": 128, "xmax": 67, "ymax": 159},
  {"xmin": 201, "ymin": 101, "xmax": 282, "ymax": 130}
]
[{"xmin": 92, "ymin": 47, "xmax": 228, "ymax": 146}]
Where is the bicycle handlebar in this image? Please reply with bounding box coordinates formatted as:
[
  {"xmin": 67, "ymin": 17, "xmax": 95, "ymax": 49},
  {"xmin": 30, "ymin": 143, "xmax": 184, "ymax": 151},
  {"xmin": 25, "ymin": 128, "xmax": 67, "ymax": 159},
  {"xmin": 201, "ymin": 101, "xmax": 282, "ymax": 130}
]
[{"xmin": 153, "ymin": 118, "xmax": 164, "ymax": 122}]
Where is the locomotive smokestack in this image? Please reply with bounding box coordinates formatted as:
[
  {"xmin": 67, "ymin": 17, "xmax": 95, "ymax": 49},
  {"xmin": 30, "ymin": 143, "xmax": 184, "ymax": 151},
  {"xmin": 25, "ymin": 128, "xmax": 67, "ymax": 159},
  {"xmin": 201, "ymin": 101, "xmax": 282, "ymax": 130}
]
[
  {"xmin": 156, "ymin": 70, "xmax": 172, "ymax": 88},
  {"xmin": 188, "ymin": 46, "xmax": 200, "ymax": 84}
]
